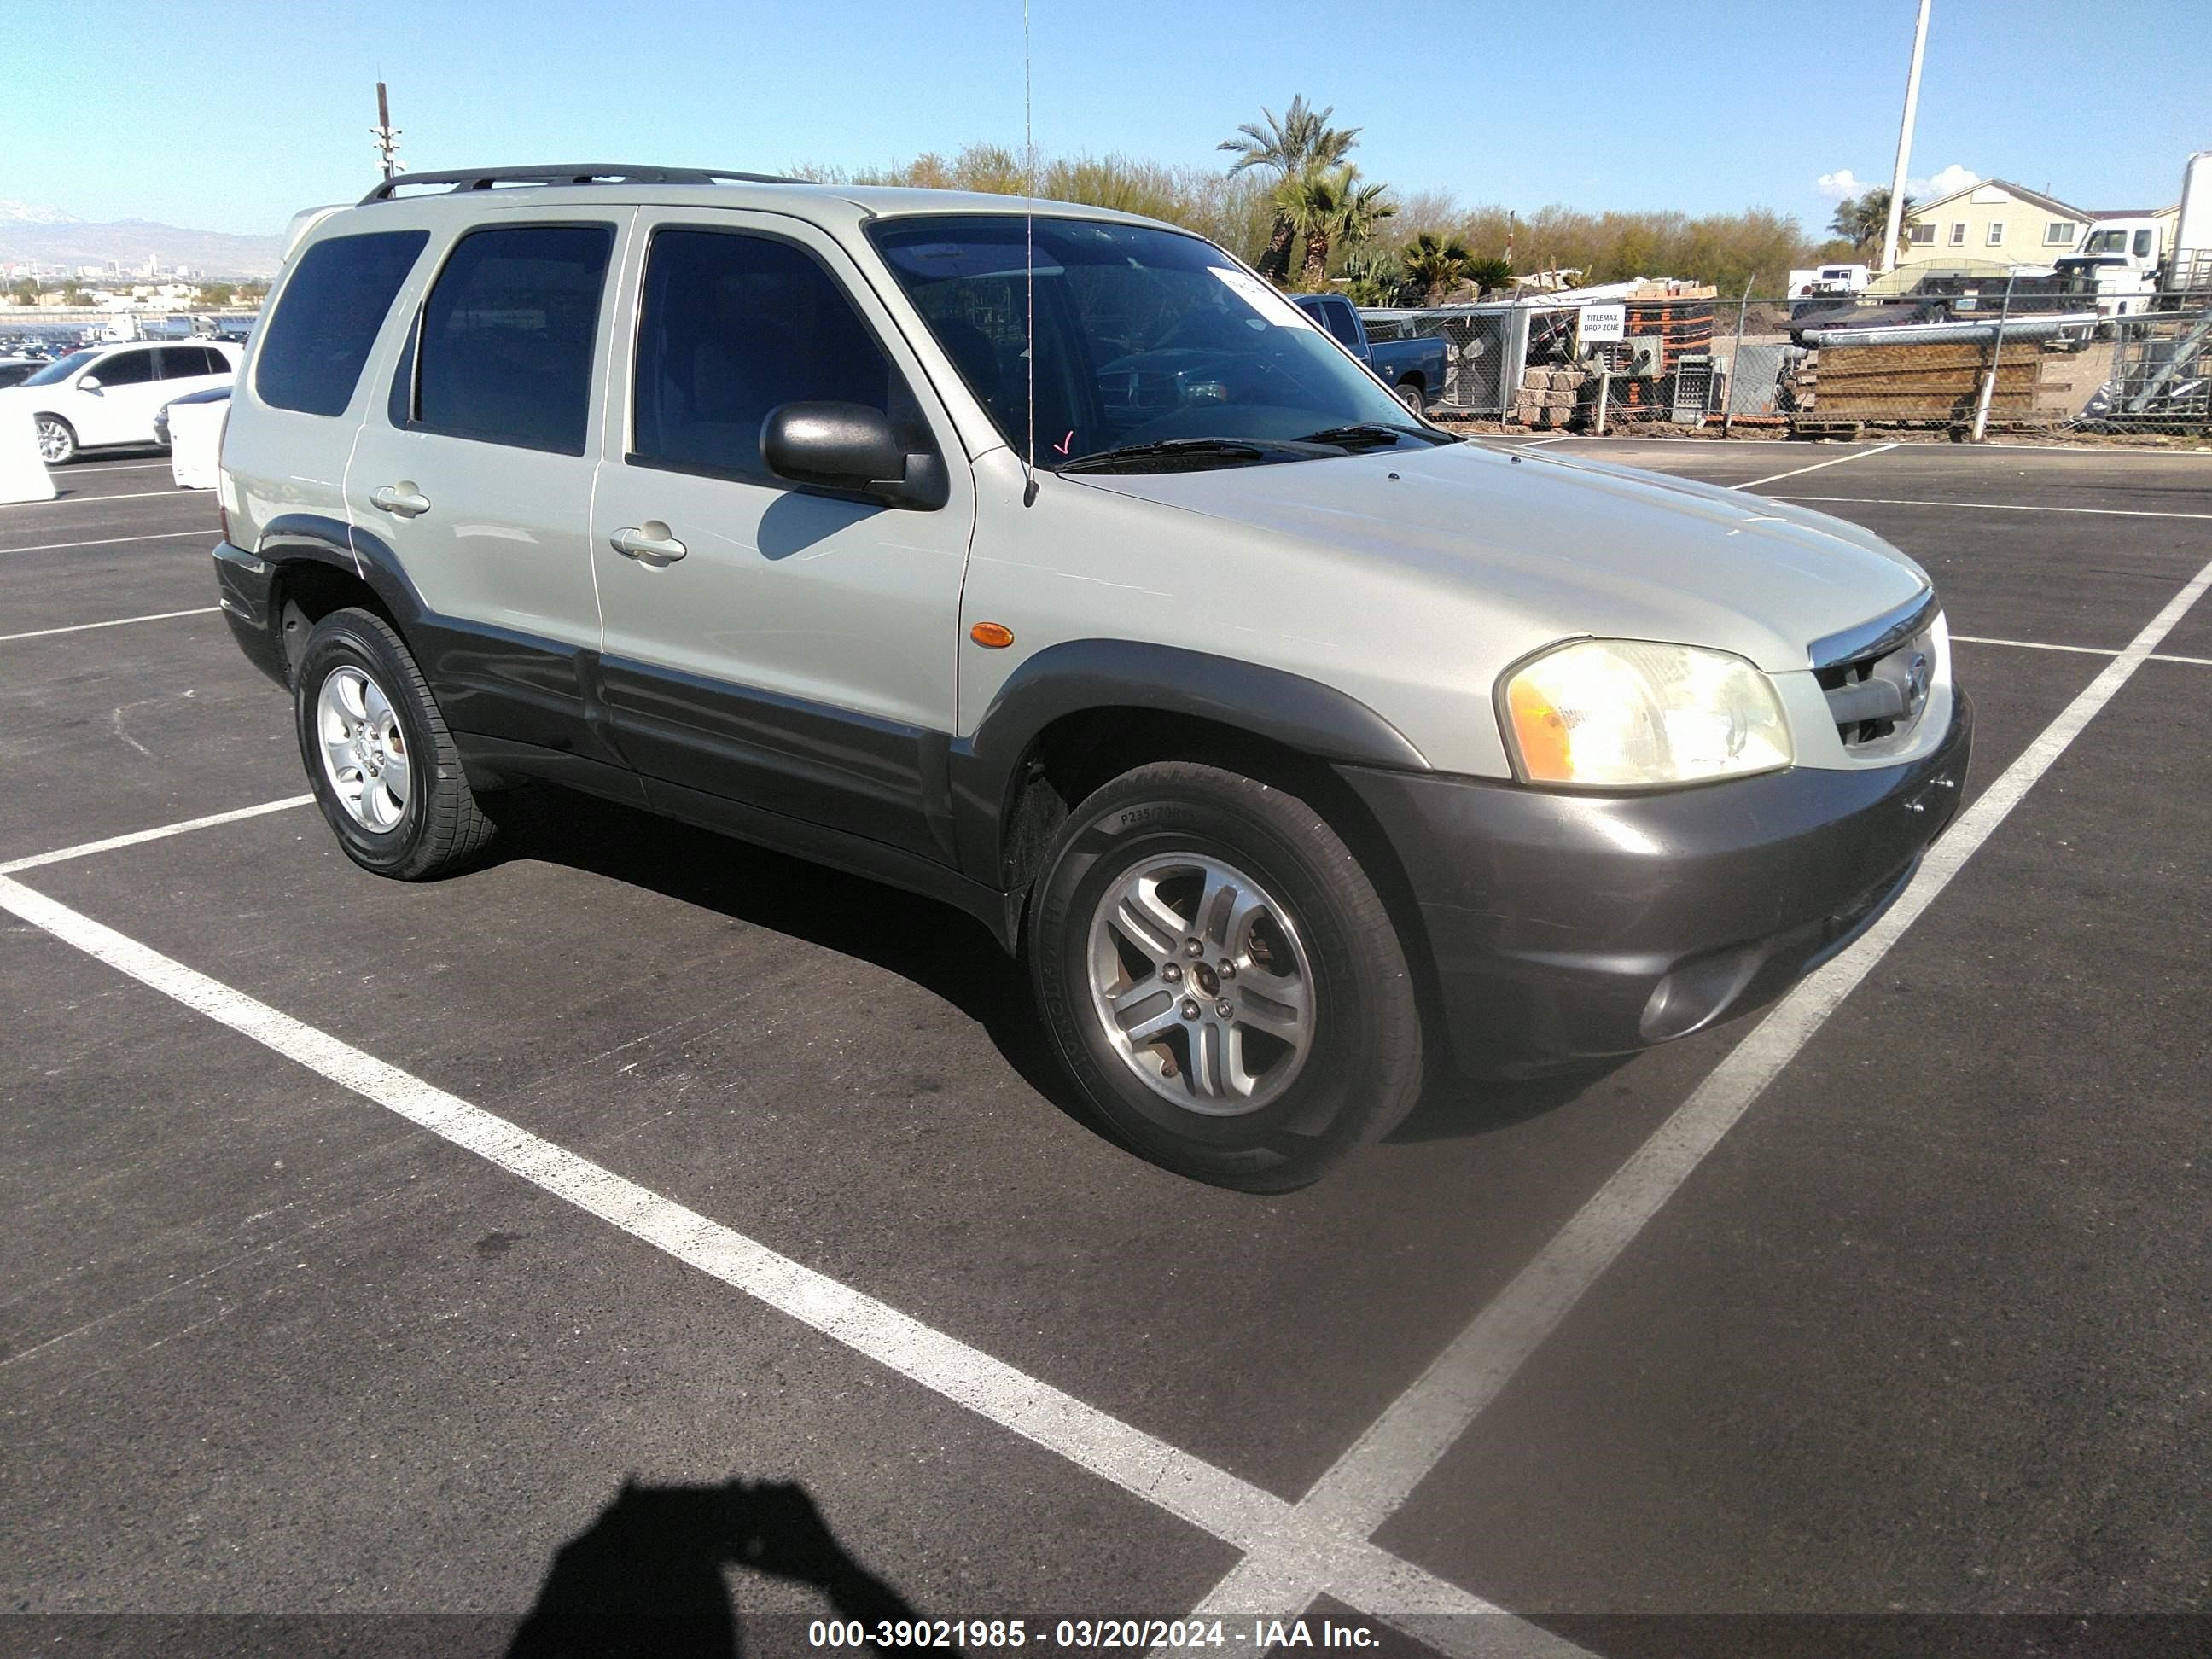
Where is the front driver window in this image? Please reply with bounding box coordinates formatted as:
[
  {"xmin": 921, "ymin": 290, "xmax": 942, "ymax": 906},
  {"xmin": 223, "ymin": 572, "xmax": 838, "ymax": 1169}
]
[{"xmin": 629, "ymin": 227, "xmax": 910, "ymax": 483}]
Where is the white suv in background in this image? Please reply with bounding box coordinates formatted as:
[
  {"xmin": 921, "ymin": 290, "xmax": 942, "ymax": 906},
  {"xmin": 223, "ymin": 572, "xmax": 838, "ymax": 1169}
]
[{"xmin": 2, "ymin": 340, "xmax": 241, "ymax": 463}]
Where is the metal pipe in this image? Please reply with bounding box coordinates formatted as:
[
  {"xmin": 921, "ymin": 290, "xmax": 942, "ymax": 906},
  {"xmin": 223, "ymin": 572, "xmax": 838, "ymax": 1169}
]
[
  {"xmin": 1802, "ymin": 312, "xmax": 2095, "ymax": 347},
  {"xmin": 1969, "ymin": 272, "xmax": 2017, "ymax": 441},
  {"xmin": 1878, "ymin": 0, "xmax": 1933, "ymax": 275},
  {"xmin": 1721, "ymin": 276, "xmax": 1753, "ymax": 438}
]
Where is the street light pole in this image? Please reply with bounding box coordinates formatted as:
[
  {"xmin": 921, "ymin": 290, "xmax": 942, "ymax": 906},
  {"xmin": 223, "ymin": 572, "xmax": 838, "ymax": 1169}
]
[{"xmin": 1877, "ymin": 0, "xmax": 1931, "ymax": 276}]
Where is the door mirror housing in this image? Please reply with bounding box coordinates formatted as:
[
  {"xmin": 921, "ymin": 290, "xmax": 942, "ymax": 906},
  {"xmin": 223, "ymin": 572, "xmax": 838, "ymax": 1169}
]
[
  {"xmin": 760, "ymin": 401, "xmax": 947, "ymax": 510},
  {"xmin": 77, "ymin": 375, "xmax": 102, "ymax": 392}
]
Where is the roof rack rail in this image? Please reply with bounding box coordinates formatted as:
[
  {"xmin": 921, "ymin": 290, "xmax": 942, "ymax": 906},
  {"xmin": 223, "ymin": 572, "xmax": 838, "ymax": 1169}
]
[{"xmin": 358, "ymin": 164, "xmax": 805, "ymax": 206}]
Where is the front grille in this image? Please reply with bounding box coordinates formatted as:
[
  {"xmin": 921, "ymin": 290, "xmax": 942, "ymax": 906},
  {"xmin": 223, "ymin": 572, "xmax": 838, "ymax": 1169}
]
[{"xmin": 1816, "ymin": 627, "xmax": 1936, "ymax": 748}]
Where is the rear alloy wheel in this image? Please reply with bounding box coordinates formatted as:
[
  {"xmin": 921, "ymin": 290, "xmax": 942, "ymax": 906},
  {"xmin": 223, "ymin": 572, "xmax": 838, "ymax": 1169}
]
[
  {"xmin": 1394, "ymin": 381, "xmax": 1427, "ymax": 417},
  {"xmin": 294, "ymin": 607, "xmax": 496, "ymax": 880},
  {"xmin": 1030, "ymin": 762, "xmax": 1424, "ymax": 1190},
  {"xmin": 34, "ymin": 416, "xmax": 76, "ymax": 464}
]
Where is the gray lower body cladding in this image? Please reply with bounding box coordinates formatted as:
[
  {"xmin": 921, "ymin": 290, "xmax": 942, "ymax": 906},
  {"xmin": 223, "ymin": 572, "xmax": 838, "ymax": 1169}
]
[{"xmin": 1338, "ymin": 696, "xmax": 1974, "ymax": 1076}]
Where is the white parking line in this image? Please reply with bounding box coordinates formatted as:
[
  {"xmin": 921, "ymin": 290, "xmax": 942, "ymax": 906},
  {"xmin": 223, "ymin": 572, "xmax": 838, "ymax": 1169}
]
[
  {"xmin": 1177, "ymin": 550, "xmax": 2212, "ymax": 1625},
  {"xmin": 0, "ymin": 605, "xmax": 220, "ymax": 644},
  {"xmin": 1734, "ymin": 443, "xmax": 1900, "ymax": 491},
  {"xmin": 1950, "ymin": 634, "xmax": 2212, "ymax": 667},
  {"xmin": 1773, "ymin": 492, "xmax": 2212, "ymax": 521},
  {"xmin": 0, "ymin": 796, "xmax": 314, "ymax": 876},
  {"xmin": 1534, "ymin": 436, "xmax": 2212, "ymax": 458},
  {"xmin": 0, "ymin": 489, "xmax": 188, "ymax": 509},
  {"xmin": 0, "ymin": 529, "xmax": 212, "ymax": 556},
  {"xmin": 0, "ymin": 864, "xmax": 1579, "ymax": 1653},
  {"xmin": 57, "ymin": 461, "xmax": 173, "ymax": 474}
]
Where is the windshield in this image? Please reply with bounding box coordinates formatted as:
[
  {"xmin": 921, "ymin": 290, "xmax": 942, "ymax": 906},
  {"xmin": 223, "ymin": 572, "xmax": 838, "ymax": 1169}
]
[
  {"xmin": 870, "ymin": 215, "xmax": 1439, "ymax": 470},
  {"xmin": 2082, "ymin": 230, "xmax": 2128, "ymax": 253},
  {"xmin": 20, "ymin": 349, "xmax": 97, "ymax": 387}
]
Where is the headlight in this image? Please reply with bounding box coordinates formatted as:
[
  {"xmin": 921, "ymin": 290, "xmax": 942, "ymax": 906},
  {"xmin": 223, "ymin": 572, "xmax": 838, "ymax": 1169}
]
[{"xmin": 1499, "ymin": 639, "xmax": 1792, "ymax": 788}]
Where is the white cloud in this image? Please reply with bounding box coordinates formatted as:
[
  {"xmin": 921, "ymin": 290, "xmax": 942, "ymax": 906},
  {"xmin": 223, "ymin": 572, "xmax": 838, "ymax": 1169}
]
[
  {"xmin": 1911, "ymin": 163, "xmax": 1980, "ymax": 200},
  {"xmin": 1815, "ymin": 169, "xmax": 1865, "ymax": 200}
]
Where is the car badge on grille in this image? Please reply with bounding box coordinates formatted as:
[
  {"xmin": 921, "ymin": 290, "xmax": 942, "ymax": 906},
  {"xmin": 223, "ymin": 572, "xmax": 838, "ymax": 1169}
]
[{"xmin": 1904, "ymin": 650, "xmax": 1931, "ymax": 716}]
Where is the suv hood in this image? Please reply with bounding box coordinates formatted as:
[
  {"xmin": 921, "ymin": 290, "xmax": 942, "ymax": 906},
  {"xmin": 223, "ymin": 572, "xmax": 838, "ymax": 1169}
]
[{"xmin": 1072, "ymin": 439, "xmax": 1930, "ymax": 672}]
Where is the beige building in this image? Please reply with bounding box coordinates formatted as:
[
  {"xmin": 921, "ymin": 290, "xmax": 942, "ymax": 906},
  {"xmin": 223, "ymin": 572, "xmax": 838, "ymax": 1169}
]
[{"xmin": 1894, "ymin": 178, "xmax": 2091, "ymax": 273}]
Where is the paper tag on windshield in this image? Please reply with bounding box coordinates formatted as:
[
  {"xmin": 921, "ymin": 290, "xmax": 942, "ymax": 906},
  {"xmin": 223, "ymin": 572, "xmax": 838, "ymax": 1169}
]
[{"xmin": 1208, "ymin": 265, "xmax": 1311, "ymax": 328}]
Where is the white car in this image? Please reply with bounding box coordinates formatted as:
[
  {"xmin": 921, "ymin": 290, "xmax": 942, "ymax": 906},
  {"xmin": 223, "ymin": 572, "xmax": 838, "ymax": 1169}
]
[{"xmin": 4, "ymin": 340, "xmax": 241, "ymax": 463}]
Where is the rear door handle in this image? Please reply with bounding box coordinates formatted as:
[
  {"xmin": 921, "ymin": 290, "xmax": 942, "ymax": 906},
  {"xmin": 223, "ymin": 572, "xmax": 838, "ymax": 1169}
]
[
  {"xmin": 610, "ymin": 523, "xmax": 687, "ymax": 563},
  {"xmin": 370, "ymin": 482, "xmax": 431, "ymax": 518}
]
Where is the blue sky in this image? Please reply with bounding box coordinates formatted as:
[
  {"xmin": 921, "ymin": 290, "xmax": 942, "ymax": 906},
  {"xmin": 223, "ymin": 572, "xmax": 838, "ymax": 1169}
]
[{"xmin": 2, "ymin": 0, "xmax": 2200, "ymax": 235}]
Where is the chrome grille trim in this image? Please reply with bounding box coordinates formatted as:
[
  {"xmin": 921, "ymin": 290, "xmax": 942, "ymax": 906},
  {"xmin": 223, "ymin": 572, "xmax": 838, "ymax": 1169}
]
[{"xmin": 1807, "ymin": 588, "xmax": 1939, "ymax": 672}]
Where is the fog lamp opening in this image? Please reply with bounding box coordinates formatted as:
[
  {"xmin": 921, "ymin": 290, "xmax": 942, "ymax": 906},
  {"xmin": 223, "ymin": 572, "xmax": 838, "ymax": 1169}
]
[{"xmin": 1639, "ymin": 945, "xmax": 1763, "ymax": 1043}]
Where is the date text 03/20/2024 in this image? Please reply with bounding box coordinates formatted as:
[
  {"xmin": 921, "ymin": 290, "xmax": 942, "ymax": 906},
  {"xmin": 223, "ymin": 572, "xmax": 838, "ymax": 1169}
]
[{"xmin": 806, "ymin": 1620, "xmax": 1382, "ymax": 1649}]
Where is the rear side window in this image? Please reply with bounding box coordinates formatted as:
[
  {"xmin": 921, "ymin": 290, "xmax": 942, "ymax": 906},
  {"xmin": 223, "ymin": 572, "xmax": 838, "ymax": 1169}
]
[
  {"xmin": 256, "ymin": 230, "xmax": 428, "ymax": 416},
  {"xmin": 630, "ymin": 228, "xmax": 897, "ymax": 480},
  {"xmin": 405, "ymin": 224, "xmax": 614, "ymax": 455},
  {"xmin": 1322, "ymin": 300, "xmax": 1362, "ymax": 349},
  {"xmin": 94, "ymin": 349, "xmax": 157, "ymax": 386},
  {"xmin": 159, "ymin": 346, "xmax": 221, "ymax": 379}
]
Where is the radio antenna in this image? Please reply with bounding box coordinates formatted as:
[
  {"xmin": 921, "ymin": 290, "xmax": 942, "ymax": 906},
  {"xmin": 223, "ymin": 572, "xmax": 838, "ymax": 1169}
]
[{"xmin": 1022, "ymin": 0, "xmax": 1038, "ymax": 505}]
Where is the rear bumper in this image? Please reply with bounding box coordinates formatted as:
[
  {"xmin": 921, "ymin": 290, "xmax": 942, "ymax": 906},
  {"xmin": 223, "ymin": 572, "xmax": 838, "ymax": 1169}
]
[
  {"xmin": 210, "ymin": 539, "xmax": 288, "ymax": 689},
  {"xmin": 1340, "ymin": 693, "xmax": 1973, "ymax": 1075}
]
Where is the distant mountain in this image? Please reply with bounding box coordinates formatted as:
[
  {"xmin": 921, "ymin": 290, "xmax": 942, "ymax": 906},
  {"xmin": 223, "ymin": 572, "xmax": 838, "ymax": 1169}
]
[
  {"xmin": 0, "ymin": 204, "xmax": 286, "ymax": 277},
  {"xmin": 0, "ymin": 199, "xmax": 84, "ymax": 225}
]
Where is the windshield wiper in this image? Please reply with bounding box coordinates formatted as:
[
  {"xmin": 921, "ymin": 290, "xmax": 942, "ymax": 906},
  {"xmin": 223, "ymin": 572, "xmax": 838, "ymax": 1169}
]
[
  {"xmin": 1293, "ymin": 422, "xmax": 1448, "ymax": 449},
  {"xmin": 1057, "ymin": 437, "xmax": 1333, "ymax": 474}
]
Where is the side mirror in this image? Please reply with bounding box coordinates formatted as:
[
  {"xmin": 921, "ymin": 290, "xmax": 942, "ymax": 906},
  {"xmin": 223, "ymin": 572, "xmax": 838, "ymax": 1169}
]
[
  {"xmin": 77, "ymin": 375, "xmax": 102, "ymax": 392},
  {"xmin": 760, "ymin": 401, "xmax": 947, "ymax": 510}
]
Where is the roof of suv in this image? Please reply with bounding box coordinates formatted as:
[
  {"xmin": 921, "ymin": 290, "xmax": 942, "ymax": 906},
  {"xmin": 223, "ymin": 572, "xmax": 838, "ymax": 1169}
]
[{"xmin": 352, "ymin": 164, "xmax": 1170, "ymax": 234}]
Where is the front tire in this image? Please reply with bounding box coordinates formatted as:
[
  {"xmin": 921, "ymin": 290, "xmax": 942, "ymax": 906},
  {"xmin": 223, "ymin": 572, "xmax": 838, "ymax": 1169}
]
[
  {"xmin": 294, "ymin": 608, "xmax": 496, "ymax": 880},
  {"xmin": 1028, "ymin": 763, "xmax": 1423, "ymax": 1190},
  {"xmin": 34, "ymin": 415, "xmax": 76, "ymax": 464}
]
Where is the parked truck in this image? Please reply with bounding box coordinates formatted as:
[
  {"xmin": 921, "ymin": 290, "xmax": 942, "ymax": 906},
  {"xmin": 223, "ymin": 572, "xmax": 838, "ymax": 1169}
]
[
  {"xmin": 1291, "ymin": 293, "xmax": 1452, "ymax": 415},
  {"xmin": 2056, "ymin": 150, "xmax": 2212, "ymax": 316}
]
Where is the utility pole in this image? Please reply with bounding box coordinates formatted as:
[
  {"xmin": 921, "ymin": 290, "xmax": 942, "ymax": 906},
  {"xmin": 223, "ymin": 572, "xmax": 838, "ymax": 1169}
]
[
  {"xmin": 1877, "ymin": 0, "xmax": 1932, "ymax": 275},
  {"xmin": 372, "ymin": 81, "xmax": 402, "ymax": 181}
]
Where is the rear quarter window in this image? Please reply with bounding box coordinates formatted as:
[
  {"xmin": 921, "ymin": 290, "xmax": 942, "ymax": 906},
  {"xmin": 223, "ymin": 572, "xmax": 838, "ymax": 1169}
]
[{"xmin": 255, "ymin": 230, "xmax": 429, "ymax": 416}]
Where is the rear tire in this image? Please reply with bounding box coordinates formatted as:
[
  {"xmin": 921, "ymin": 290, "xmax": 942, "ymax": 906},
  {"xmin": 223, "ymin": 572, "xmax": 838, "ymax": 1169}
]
[
  {"xmin": 1028, "ymin": 762, "xmax": 1424, "ymax": 1190},
  {"xmin": 294, "ymin": 608, "xmax": 496, "ymax": 881},
  {"xmin": 34, "ymin": 415, "xmax": 75, "ymax": 464},
  {"xmin": 1394, "ymin": 380, "xmax": 1427, "ymax": 418}
]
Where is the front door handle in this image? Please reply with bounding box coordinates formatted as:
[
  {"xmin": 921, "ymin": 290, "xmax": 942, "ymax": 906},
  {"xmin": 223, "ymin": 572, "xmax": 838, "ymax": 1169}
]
[
  {"xmin": 610, "ymin": 522, "xmax": 687, "ymax": 563},
  {"xmin": 370, "ymin": 482, "xmax": 431, "ymax": 518}
]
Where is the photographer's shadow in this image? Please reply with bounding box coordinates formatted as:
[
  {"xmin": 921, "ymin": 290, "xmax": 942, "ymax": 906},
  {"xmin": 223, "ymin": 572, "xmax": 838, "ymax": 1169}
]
[{"xmin": 507, "ymin": 1476, "xmax": 930, "ymax": 1659}]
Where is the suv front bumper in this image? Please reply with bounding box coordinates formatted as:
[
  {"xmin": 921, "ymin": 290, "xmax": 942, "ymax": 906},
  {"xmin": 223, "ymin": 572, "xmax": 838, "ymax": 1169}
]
[{"xmin": 1339, "ymin": 693, "xmax": 1973, "ymax": 1076}]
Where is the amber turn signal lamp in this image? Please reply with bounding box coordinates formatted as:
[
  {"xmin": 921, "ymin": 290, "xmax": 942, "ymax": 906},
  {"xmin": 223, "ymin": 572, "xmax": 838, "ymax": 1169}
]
[
  {"xmin": 969, "ymin": 622, "xmax": 1016, "ymax": 649},
  {"xmin": 1506, "ymin": 677, "xmax": 1574, "ymax": 782}
]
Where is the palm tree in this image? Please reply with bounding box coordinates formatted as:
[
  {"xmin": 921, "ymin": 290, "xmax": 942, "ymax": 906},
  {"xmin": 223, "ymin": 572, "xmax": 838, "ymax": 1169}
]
[
  {"xmin": 1220, "ymin": 96, "xmax": 1359, "ymax": 282},
  {"xmin": 1399, "ymin": 230, "xmax": 1473, "ymax": 306},
  {"xmin": 1336, "ymin": 179, "xmax": 1396, "ymax": 253},
  {"xmin": 1830, "ymin": 188, "xmax": 1914, "ymax": 259}
]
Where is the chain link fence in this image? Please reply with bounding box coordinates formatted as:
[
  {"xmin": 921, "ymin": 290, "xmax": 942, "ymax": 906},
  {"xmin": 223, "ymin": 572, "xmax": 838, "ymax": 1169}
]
[{"xmin": 1374, "ymin": 283, "xmax": 2212, "ymax": 440}]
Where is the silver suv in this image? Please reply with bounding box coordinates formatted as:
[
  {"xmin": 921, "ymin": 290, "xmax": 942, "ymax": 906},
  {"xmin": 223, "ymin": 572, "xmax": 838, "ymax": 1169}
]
[{"xmin": 213, "ymin": 164, "xmax": 1970, "ymax": 1189}]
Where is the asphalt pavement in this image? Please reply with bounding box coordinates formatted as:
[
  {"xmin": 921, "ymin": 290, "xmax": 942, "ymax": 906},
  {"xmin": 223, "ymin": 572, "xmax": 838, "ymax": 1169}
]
[{"xmin": 3, "ymin": 438, "xmax": 2206, "ymax": 1657}]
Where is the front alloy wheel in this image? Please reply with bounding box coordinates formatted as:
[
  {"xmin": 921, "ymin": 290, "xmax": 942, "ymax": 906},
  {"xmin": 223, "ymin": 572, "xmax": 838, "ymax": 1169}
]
[
  {"xmin": 1029, "ymin": 761, "xmax": 1425, "ymax": 1190},
  {"xmin": 1086, "ymin": 852, "xmax": 1316, "ymax": 1113}
]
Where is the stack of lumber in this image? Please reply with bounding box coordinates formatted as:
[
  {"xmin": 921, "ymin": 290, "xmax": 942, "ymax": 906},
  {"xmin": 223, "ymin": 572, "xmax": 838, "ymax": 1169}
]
[{"xmin": 1805, "ymin": 341, "xmax": 2042, "ymax": 425}]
